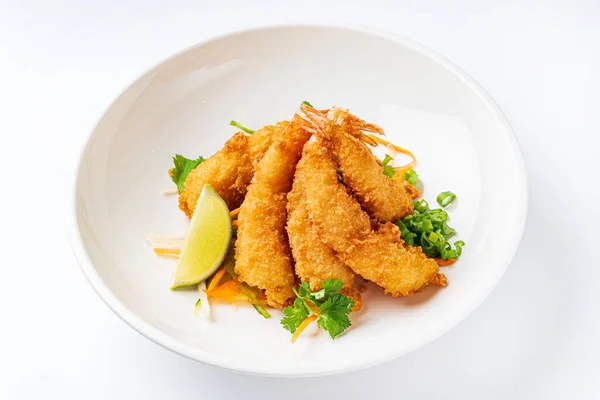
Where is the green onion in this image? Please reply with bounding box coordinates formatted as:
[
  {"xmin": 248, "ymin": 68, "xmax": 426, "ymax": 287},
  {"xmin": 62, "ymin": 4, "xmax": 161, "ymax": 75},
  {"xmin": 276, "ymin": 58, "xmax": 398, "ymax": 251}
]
[
  {"xmin": 454, "ymin": 240, "xmax": 465, "ymax": 256},
  {"xmin": 436, "ymin": 191, "xmax": 456, "ymax": 207},
  {"xmin": 301, "ymin": 100, "xmax": 313, "ymax": 108},
  {"xmin": 229, "ymin": 120, "xmax": 255, "ymax": 135},
  {"xmin": 414, "ymin": 199, "xmax": 429, "ymax": 213},
  {"xmin": 382, "ymin": 154, "xmax": 396, "ymax": 178},
  {"xmin": 395, "ymin": 199, "xmax": 465, "ymax": 260},
  {"xmin": 253, "ymin": 304, "xmax": 271, "ymax": 319},
  {"xmin": 405, "ymin": 170, "xmax": 419, "ymax": 185}
]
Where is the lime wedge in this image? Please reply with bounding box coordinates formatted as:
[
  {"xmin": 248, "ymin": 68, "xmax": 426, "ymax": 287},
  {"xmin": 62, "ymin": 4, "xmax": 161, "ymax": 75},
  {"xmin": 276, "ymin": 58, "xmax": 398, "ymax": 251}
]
[{"xmin": 170, "ymin": 184, "xmax": 232, "ymax": 289}]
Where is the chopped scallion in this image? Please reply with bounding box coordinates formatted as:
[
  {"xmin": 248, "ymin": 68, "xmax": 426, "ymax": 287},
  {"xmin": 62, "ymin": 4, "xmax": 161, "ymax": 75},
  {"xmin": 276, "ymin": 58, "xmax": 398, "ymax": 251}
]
[
  {"xmin": 405, "ymin": 170, "xmax": 419, "ymax": 185},
  {"xmin": 382, "ymin": 154, "xmax": 396, "ymax": 178},
  {"xmin": 436, "ymin": 191, "xmax": 456, "ymax": 207},
  {"xmin": 229, "ymin": 120, "xmax": 255, "ymax": 135}
]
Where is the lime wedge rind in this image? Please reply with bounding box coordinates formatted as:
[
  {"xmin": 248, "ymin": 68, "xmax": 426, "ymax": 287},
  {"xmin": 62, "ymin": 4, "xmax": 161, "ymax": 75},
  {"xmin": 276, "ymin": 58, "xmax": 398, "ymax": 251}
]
[{"xmin": 170, "ymin": 184, "xmax": 232, "ymax": 290}]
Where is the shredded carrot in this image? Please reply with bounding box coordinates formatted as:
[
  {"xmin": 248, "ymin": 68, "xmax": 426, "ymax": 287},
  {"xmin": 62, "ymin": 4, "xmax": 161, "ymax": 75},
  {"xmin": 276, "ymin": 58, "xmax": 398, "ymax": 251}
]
[
  {"xmin": 230, "ymin": 208, "xmax": 240, "ymax": 218},
  {"xmin": 291, "ymin": 314, "xmax": 319, "ymax": 343},
  {"xmin": 366, "ymin": 133, "xmax": 417, "ymax": 160},
  {"xmin": 206, "ymin": 280, "xmax": 248, "ymax": 303},
  {"xmin": 404, "ymin": 184, "xmax": 420, "ymax": 199},
  {"xmin": 393, "ymin": 162, "xmax": 417, "ymax": 175},
  {"xmin": 153, "ymin": 248, "xmax": 180, "ymax": 258},
  {"xmin": 434, "ymin": 258, "xmax": 457, "ymax": 266},
  {"xmin": 362, "ymin": 133, "xmax": 417, "ymax": 180},
  {"xmin": 232, "ymin": 220, "xmax": 239, "ymax": 228},
  {"xmin": 207, "ymin": 267, "xmax": 227, "ymax": 291}
]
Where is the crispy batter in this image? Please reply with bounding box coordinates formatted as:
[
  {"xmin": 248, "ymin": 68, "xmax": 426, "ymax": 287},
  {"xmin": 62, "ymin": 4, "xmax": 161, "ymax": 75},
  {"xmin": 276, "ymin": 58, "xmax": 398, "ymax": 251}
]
[
  {"xmin": 296, "ymin": 136, "xmax": 445, "ymax": 296},
  {"xmin": 303, "ymin": 106, "xmax": 413, "ymax": 221},
  {"xmin": 286, "ymin": 174, "xmax": 362, "ymax": 310},
  {"xmin": 178, "ymin": 122, "xmax": 289, "ymax": 217},
  {"xmin": 235, "ymin": 120, "xmax": 311, "ymax": 308}
]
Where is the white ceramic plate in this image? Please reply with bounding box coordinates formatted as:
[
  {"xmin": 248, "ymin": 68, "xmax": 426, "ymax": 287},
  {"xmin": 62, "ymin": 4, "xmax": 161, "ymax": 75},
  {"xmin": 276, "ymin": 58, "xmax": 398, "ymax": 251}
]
[{"xmin": 68, "ymin": 25, "xmax": 527, "ymax": 377}]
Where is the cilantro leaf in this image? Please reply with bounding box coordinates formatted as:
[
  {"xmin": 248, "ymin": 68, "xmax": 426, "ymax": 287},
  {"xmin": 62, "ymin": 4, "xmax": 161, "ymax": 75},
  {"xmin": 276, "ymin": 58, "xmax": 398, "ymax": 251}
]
[
  {"xmin": 281, "ymin": 279, "xmax": 354, "ymax": 341},
  {"xmin": 321, "ymin": 278, "xmax": 343, "ymax": 294},
  {"xmin": 281, "ymin": 298, "xmax": 310, "ymax": 333},
  {"xmin": 171, "ymin": 154, "xmax": 205, "ymax": 193},
  {"xmin": 297, "ymin": 282, "xmax": 311, "ymax": 298},
  {"xmin": 382, "ymin": 154, "xmax": 396, "ymax": 178},
  {"xmin": 317, "ymin": 293, "xmax": 354, "ymax": 339}
]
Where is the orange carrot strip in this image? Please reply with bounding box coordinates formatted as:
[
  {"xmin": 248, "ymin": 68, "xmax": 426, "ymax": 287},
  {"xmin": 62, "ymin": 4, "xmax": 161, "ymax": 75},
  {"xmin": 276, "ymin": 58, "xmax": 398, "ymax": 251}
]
[
  {"xmin": 434, "ymin": 258, "xmax": 457, "ymax": 266},
  {"xmin": 153, "ymin": 248, "xmax": 180, "ymax": 258},
  {"xmin": 207, "ymin": 280, "xmax": 247, "ymax": 303},
  {"xmin": 232, "ymin": 220, "xmax": 239, "ymax": 228},
  {"xmin": 392, "ymin": 162, "xmax": 418, "ymax": 182},
  {"xmin": 291, "ymin": 314, "xmax": 319, "ymax": 343},
  {"xmin": 366, "ymin": 133, "xmax": 417, "ymax": 162},
  {"xmin": 393, "ymin": 161, "xmax": 417, "ymax": 174},
  {"xmin": 230, "ymin": 208, "xmax": 240, "ymax": 218},
  {"xmin": 404, "ymin": 184, "xmax": 420, "ymax": 199},
  {"xmin": 207, "ymin": 267, "xmax": 227, "ymax": 291}
]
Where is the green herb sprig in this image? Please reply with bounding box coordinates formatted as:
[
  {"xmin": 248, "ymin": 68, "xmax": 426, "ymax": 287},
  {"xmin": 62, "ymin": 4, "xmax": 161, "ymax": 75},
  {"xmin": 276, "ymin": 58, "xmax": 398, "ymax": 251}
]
[
  {"xmin": 170, "ymin": 154, "xmax": 205, "ymax": 193},
  {"xmin": 281, "ymin": 279, "xmax": 354, "ymax": 340}
]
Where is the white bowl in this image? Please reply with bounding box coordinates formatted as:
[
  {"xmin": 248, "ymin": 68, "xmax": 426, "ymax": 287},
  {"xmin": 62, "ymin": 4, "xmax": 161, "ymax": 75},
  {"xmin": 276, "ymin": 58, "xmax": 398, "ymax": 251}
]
[{"xmin": 68, "ymin": 25, "xmax": 527, "ymax": 377}]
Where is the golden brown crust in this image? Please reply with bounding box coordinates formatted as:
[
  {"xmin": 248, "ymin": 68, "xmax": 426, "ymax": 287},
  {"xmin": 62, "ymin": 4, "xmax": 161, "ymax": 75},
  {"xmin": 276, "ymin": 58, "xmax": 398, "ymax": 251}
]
[
  {"xmin": 286, "ymin": 173, "xmax": 362, "ymax": 310},
  {"xmin": 329, "ymin": 125, "xmax": 414, "ymax": 221},
  {"xmin": 295, "ymin": 136, "xmax": 442, "ymax": 297},
  {"xmin": 235, "ymin": 121, "xmax": 312, "ymax": 308},
  {"xmin": 178, "ymin": 122, "xmax": 289, "ymax": 217}
]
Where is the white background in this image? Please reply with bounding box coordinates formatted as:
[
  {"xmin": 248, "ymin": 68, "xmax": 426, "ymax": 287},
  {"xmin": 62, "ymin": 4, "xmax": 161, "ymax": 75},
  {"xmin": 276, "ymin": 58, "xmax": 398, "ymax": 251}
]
[{"xmin": 1, "ymin": 0, "xmax": 598, "ymax": 399}]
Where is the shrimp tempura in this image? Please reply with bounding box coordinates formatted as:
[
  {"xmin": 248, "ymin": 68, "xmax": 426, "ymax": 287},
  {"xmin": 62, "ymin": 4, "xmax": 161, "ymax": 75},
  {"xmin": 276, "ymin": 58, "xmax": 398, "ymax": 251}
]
[
  {"xmin": 286, "ymin": 174, "xmax": 362, "ymax": 310},
  {"xmin": 178, "ymin": 122, "xmax": 289, "ymax": 217},
  {"xmin": 296, "ymin": 137, "xmax": 445, "ymax": 296},
  {"xmin": 301, "ymin": 105, "xmax": 413, "ymax": 221},
  {"xmin": 234, "ymin": 119, "xmax": 311, "ymax": 308}
]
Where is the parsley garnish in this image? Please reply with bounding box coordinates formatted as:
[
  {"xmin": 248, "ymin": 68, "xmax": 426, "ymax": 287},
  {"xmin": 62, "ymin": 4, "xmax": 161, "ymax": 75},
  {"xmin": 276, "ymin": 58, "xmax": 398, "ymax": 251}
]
[
  {"xmin": 281, "ymin": 279, "xmax": 354, "ymax": 341},
  {"xmin": 382, "ymin": 154, "xmax": 396, "ymax": 178},
  {"xmin": 395, "ymin": 198, "xmax": 465, "ymax": 260},
  {"xmin": 170, "ymin": 154, "xmax": 205, "ymax": 193}
]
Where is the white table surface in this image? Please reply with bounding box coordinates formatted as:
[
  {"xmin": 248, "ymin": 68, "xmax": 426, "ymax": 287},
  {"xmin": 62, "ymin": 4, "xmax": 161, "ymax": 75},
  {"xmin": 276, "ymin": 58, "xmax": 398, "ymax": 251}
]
[{"xmin": 1, "ymin": 1, "xmax": 598, "ymax": 398}]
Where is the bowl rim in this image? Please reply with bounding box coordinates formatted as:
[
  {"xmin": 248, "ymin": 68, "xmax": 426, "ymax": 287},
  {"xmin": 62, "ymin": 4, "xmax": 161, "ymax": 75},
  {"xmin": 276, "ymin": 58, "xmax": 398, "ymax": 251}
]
[{"xmin": 66, "ymin": 23, "xmax": 529, "ymax": 378}]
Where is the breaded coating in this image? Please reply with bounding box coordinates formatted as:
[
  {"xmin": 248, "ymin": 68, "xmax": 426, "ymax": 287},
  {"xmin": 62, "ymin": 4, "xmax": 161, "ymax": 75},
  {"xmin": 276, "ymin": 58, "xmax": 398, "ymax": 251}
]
[
  {"xmin": 338, "ymin": 224, "xmax": 443, "ymax": 296},
  {"xmin": 178, "ymin": 122, "xmax": 289, "ymax": 217},
  {"xmin": 248, "ymin": 121, "xmax": 290, "ymax": 162},
  {"xmin": 303, "ymin": 106, "xmax": 413, "ymax": 221},
  {"xmin": 235, "ymin": 120, "xmax": 311, "ymax": 308},
  {"xmin": 286, "ymin": 175, "xmax": 362, "ymax": 310},
  {"xmin": 296, "ymin": 136, "xmax": 445, "ymax": 296}
]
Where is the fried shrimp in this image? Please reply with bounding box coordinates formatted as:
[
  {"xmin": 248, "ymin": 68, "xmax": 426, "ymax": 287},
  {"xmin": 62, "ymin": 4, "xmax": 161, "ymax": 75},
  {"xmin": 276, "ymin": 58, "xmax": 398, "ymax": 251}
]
[
  {"xmin": 178, "ymin": 122, "xmax": 289, "ymax": 217},
  {"xmin": 235, "ymin": 119, "xmax": 311, "ymax": 308},
  {"xmin": 300, "ymin": 105, "xmax": 413, "ymax": 221},
  {"xmin": 295, "ymin": 136, "xmax": 445, "ymax": 296},
  {"xmin": 286, "ymin": 176, "xmax": 362, "ymax": 310}
]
